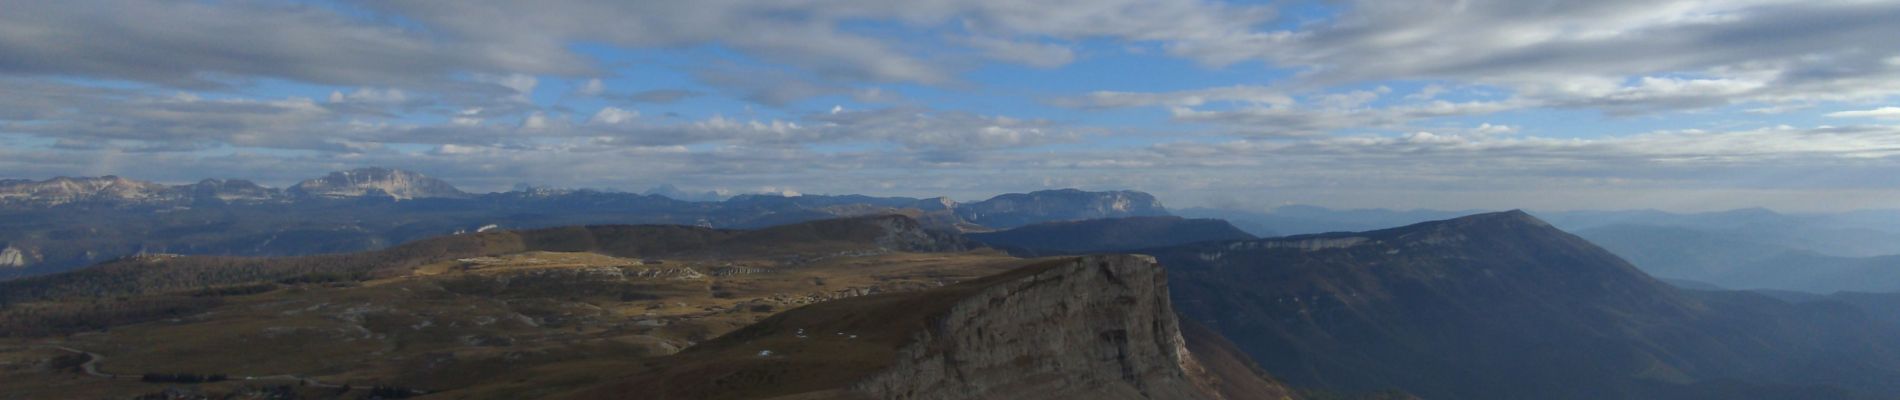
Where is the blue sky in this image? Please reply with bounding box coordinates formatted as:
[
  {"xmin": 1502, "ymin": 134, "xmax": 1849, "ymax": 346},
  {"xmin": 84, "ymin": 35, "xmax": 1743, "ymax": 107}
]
[{"xmin": 3, "ymin": 0, "xmax": 1900, "ymax": 212}]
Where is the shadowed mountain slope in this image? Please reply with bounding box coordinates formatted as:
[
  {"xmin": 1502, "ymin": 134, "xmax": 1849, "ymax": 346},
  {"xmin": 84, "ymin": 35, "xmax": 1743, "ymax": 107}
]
[{"xmin": 1147, "ymin": 211, "xmax": 1900, "ymax": 399}]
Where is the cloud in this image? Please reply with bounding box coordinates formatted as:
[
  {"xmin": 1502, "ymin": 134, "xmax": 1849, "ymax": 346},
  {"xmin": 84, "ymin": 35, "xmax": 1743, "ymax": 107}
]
[
  {"xmin": 1828, "ymin": 107, "xmax": 1900, "ymax": 119},
  {"xmin": 807, "ymin": 108, "xmax": 1082, "ymax": 151},
  {"xmin": 0, "ymin": 1, "xmax": 1293, "ymax": 104},
  {"xmin": 615, "ymin": 89, "xmax": 700, "ymax": 104},
  {"xmin": 0, "ymin": 1, "xmax": 582, "ymax": 89},
  {"xmin": 957, "ymin": 36, "xmax": 1076, "ymax": 68},
  {"xmin": 575, "ymin": 79, "xmax": 606, "ymax": 96},
  {"xmin": 1055, "ymin": 85, "xmax": 1294, "ymax": 109},
  {"xmin": 1253, "ymin": 0, "xmax": 1900, "ymax": 111},
  {"xmin": 1059, "ymin": 85, "xmax": 1521, "ymax": 136},
  {"xmin": 478, "ymin": 73, "xmax": 539, "ymax": 102},
  {"xmin": 589, "ymin": 107, "xmax": 639, "ymax": 125}
]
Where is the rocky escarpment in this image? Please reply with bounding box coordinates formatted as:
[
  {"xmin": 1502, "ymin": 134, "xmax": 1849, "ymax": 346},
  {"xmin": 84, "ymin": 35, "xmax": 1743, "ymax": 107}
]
[
  {"xmin": 578, "ymin": 255, "xmax": 1287, "ymax": 400},
  {"xmin": 851, "ymin": 255, "xmax": 1215, "ymax": 400}
]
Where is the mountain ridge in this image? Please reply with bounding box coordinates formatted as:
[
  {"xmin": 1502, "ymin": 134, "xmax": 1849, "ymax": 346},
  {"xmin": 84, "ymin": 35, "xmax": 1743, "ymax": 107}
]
[{"xmin": 1149, "ymin": 210, "xmax": 1900, "ymax": 399}]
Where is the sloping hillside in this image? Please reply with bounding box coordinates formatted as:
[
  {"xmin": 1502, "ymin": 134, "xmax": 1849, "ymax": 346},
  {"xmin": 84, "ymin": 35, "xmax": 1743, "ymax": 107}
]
[{"xmin": 0, "ymin": 215, "xmax": 961, "ymax": 305}]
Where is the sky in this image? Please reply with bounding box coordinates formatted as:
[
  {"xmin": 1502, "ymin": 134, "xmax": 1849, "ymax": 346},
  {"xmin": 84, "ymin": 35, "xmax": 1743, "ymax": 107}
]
[{"xmin": 3, "ymin": 0, "xmax": 1900, "ymax": 212}]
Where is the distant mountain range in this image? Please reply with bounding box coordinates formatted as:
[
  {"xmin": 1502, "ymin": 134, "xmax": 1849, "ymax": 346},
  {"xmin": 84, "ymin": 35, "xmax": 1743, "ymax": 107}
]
[
  {"xmin": 0, "ymin": 168, "xmax": 1171, "ymax": 279},
  {"xmin": 0, "ymin": 167, "xmax": 466, "ymax": 207}
]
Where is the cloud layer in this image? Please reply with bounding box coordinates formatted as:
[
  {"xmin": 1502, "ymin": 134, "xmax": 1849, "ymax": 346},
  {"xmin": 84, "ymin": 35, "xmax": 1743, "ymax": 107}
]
[{"xmin": 2, "ymin": 0, "xmax": 1898, "ymax": 211}]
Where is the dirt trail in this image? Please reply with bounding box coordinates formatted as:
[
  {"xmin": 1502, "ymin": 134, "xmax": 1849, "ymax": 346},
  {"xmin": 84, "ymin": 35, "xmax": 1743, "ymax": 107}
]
[{"xmin": 47, "ymin": 345, "xmax": 115, "ymax": 379}]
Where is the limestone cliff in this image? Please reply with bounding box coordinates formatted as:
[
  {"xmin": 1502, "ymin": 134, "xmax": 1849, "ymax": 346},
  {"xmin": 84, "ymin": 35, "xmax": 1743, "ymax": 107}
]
[{"xmin": 851, "ymin": 255, "xmax": 1211, "ymax": 400}]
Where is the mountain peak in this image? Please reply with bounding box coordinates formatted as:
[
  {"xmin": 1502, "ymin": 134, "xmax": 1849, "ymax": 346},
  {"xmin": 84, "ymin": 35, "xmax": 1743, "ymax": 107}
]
[
  {"xmin": 957, "ymin": 188, "xmax": 1169, "ymax": 228},
  {"xmin": 288, "ymin": 167, "xmax": 466, "ymax": 200},
  {"xmin": 1461, "ymin": 209, "xmax": 1547, "ymax": 225},
  {"xmin": 1366, "ymin": 209, "xmax": 1552, "ymax": 238}
]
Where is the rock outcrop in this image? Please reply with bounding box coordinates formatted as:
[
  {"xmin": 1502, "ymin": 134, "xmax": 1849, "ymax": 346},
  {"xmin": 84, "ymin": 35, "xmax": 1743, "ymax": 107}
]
[
  {"xmin": 0, "ymin": 246, "xmax": 29, "ymax": 268},
  {"xmin": 851, "ymin": 255, "xmax": 1218, "ymax": 400}
]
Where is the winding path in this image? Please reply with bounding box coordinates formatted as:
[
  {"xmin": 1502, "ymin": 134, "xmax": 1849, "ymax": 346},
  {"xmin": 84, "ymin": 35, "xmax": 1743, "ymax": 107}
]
[{"xmin": 47, "ymin": 345, "xmax": 115, "ymax": 379}]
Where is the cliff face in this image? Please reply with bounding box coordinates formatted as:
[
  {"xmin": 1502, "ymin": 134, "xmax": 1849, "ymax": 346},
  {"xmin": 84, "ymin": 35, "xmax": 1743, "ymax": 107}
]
[
  {"xmin": 851, "ymin": 255, "xmax": 1211, "ymax": 400},
  {"xmin": 577, "ymin": 254, "xmax": 1288, "ymax": 400}
]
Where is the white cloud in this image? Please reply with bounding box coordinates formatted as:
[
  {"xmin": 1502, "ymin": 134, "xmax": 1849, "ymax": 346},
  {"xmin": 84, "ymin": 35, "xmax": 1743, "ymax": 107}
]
[
  {"xmin": 1056, "ymin": 85, "xmax": 1294, "ymax": 109},
  {"xmin": 520, "ymin": 112, "xmax": 549, "ymax": 130},
  {"xmin": 330, "ymin": 88, "xmax": 408, "ymax": 104},
  {"xmin": 1827, "ymin": 107, "xmax": 1900, "ymax": 119},
  {"xmin": 576, "ymin": 78, "xmax": 606, "ymax": 96},
  {"xmin": 590, "ymin": 107, "xmax": 639, "ymax": 125}
]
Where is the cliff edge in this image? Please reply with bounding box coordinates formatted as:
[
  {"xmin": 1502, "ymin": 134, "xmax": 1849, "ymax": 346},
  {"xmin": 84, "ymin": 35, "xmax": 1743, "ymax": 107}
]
[{"xmin": 572, "ymin": 255, "xmax": 1289, "ymax": 400}]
